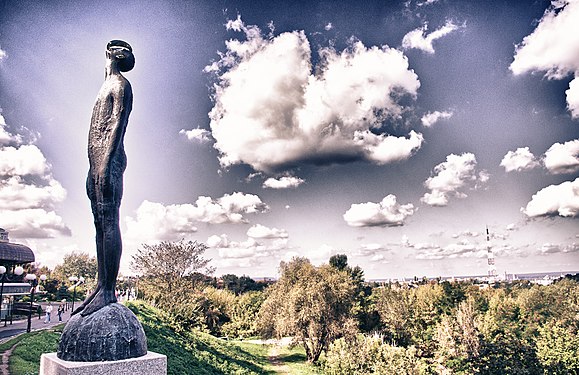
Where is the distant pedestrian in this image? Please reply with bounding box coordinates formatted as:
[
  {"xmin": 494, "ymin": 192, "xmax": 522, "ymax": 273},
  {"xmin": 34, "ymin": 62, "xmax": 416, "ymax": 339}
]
[
  {"xmin": 44, "ymin": 302, "xmax": 53, "ymax": 323},
  {"xmin": 57, "ymin": 303, "xmax": 64, "ymax": 321}
]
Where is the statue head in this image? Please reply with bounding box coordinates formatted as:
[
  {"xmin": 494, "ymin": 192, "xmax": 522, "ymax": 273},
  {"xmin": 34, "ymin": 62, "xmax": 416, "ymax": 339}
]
[{"xmin": 106, "ymin": 40, "xmax": 135, "ymax": 72}]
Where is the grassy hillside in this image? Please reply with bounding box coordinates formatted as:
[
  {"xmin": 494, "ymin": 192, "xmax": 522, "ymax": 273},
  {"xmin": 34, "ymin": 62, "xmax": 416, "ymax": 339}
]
[
  {"xmin": 1, "ymin": 301, "xmax": 276, "ymax": 375},
  {"xmin": 126, "ymin": 301, "xmax": 273, "ymax": 374}
]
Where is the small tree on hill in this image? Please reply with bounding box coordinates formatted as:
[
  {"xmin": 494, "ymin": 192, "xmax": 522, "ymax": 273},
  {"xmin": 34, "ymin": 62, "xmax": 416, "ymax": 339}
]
[
  {"xmin": 258, "ymin": 257, "xmax": 357, "ymax": 363},
  {"xmin": 131, "ymin": 240, "xmax": 213, "ymax": 303}
]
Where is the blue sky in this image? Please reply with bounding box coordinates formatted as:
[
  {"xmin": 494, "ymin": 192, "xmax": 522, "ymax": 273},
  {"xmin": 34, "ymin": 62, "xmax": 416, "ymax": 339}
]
[{"xmin": 0, "ymin": 0, "xmax": 578, "ymax": 279}]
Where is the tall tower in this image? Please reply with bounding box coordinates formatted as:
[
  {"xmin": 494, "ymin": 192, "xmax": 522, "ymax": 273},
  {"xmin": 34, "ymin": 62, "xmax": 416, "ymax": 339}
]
[{"xmin": 486, "ymin": 226, "xmax": 497, "ymax": 278}]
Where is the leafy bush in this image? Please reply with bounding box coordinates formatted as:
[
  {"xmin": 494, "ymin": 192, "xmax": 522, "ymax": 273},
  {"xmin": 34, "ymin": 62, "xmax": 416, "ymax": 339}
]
[{"xmin": 324, "ymin": 334, "xmax": 428, "ymax": 375}]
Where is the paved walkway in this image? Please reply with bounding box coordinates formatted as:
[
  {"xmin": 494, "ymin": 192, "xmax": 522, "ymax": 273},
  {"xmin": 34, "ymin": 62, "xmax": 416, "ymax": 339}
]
[{"xmin": 0, "ymin": 303, "xmax": 73, "ymax": 343}]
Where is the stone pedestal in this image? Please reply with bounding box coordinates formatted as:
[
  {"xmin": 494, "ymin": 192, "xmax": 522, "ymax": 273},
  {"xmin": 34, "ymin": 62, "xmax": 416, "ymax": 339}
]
[{"xmin": 40, "ymin": 351, "xmax": 167, "ymax": 375}]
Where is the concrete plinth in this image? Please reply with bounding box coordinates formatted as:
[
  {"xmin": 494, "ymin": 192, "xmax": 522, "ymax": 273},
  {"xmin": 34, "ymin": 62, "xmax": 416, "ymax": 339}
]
[{"xmin": 40, "ymin": 351, "xmax": 167, "ymax": 375}]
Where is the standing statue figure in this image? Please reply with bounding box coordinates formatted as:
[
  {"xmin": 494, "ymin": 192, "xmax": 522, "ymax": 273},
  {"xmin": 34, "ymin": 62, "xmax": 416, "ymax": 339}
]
[
  {"xmin": 58, "ymin": 40, "xmax": 147, "ymax": 362},
  {"xmin": 73, "ymin": 40, "xmax": 135, "ymax": 317}
]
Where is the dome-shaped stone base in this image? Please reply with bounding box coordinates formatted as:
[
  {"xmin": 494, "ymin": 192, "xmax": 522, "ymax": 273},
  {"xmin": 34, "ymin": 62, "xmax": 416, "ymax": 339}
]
[{"xmin": 57, "ymin": 303, "xmax": 147, "ymax": 362}]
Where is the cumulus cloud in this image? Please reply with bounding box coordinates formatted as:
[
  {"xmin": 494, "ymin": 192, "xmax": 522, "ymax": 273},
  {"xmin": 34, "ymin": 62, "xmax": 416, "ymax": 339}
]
[
  {"xmin": 207, "ymin": 233, "xmax": 289, "ymax": 260},
  {"xmin": 538, "ymin": 242, "xmax": 578, "ymax": 255},
  {"xmin": 0, "ymin": 112, "xmax": 69, "ymax": 239},
  {"xmin": 0, "ymin": 114, "xmax": 17, "ymax": 145},
  {"xmin": 421, "ymin": 110, "xmax": 453, "ymax": 127},
  {"xmin": 402, "ymin": 20, "xmax": 461, "ymax": 54},
  {"xmin": 421, "ymin": 153, "xmax": 489, "ymax": 206},
  {"xmin": 522, "ymin": 177, "xmax": 579, "ymax": 217},
  {"xmin": 125, "ymin": 193, "xmax": 269, "ymax": 242},
  {"xmin": 206, "ymin": 16, "xmax": 423, "ymax": 173},
  {"xmin": 247, "ymin": 224, "xmax": 289, "ymax": 239},
  {"xmin": 543, "ymin": 139, "xmax": 579, "ymax": 174},
  {"xmin": 343, "ymin": 194, "xmax": 416, "ymax": 227},
  {"xmin": 309, "ymin": 244, "xmax": 337, "ymax": 265},
  {"xmin": 354, "ymin": 243, "xmax": 390, "ymax": 263},
  {"xmin": 0, "ymin": 176, "xmax": 66, "ymax": 210},
  {"xmin": 0, "ymin": 209, "xmax": 71, "ymax": 238},
  {"xmin": 0, "ymin": 47, "xmax": 6, "ymax": 61},
  {"xmin": 415, "ymin": 240, "xmax": 486, "ymax": 260},
  {"xmin": 0, "ymin": 145, "xmax": 49, "ymax": 176},
  {"xmin": 179, "ymin": 128, "xmax": 212, "ymax": 143},
  {"xmin": 500, "ymin": 147, "xmax": 540, "ymax": 172},
  {"xmin": 510, "ymin": 0, "xmax": 579, "ymax": 118},
  {"xmin": 262, "ymin": 175, "xmax": 304, "ymax": 189}
]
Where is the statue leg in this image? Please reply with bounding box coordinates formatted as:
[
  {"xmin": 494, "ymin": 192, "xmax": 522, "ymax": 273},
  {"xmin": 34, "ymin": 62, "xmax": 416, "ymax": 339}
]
[
  {"xmin": 79, "ymin": 200, "xmax": 121, "ymax": 316},
  {"xmin": 72, "ymin": 178, "xmax": 105, "ymax": 315}
]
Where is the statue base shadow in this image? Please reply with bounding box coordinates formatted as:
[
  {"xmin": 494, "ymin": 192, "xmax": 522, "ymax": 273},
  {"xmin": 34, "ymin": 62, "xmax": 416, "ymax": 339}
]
[{"xmin": 57, "ymin": 303, "xmax": 147, "ymax": 362}]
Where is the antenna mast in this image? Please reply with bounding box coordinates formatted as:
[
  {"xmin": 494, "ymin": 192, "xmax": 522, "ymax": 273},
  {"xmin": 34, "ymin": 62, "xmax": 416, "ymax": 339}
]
[{"xmin": 486, "ymin": 226, "xmax": 497, "ymax": 279}]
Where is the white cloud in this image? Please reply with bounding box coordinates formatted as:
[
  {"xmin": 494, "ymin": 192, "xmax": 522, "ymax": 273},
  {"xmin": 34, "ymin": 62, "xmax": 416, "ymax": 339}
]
[
  {"xmin": 402, "ymin": 20, "xmax": 461, "ymax": 54},
  {"xmin": 0, "ymin": 47, "xmax": 6, "ymax": 61},
  {"xmin": 421, "ymin": 153, "xmax": 488, "ymax": 206},
  {"xmin": 567, "ymin": 77, "xmax": 579, "ymax": 117},
  {"xmin": 354, "ymin": 130, "xmax": 424, "ymax": 164},
  {"xmin": 0, "ymin": 145, "xmax": 49, "ymax": 176},
  {"xmin": 262, "ymin": 175, "xmax": 304, "ymax": 189},
  {"xmin": 207, "ymin": 233, "xmax": 289, "ymax": 260},
  {"xmin": 247, "ymin": 224, "xmax": 289, "ymax": 239},
  {"xmin": 325, "ymin": 23, "xmax": 333, "ymax": 31},
  {"xmin": 355, "ymin": 243, "xmax": 389, "ymax": 262},
  {"xmin": 0, "ymin": 114, "xmax": 17, "ymax": 145},
  {"xmin": 207, "ymin": 17, "xmax": 422, "ymax": 173},
  {"xmin": 0, "ymin": 209, "xmax": 71, "ymax": 238},
  {"xmin": 125, "ymin": 193, "xmax": 269, "ymax": 242},
  {"xmin": 522, "ymin": 177, "xmax": 579, "ymax": 217},
  {"xmin": 510, "ymin": 0, "xmax": 579, "ymax": 118},
  {"xmin": 421, "ymin": 110, "xmax": 453, "ymax": 127},
  {"xmin": 543, "ymin": 139, "xmax": 579, "ymax": 174},
  {"xmin": 179, "ymin": 128, "xmax": 212, "ymax": 143},
  {"xmin": 0, "ymin": 176, "xmax": 66, "ymax": 210},
  {"xmin": 415, "ymin": 240, "xmax": 485, "ymax": 260},
  {"xmin": 536, "ymin": 242, "xmax": 578, "ymax": 255},
  {"xmin": 0, "ymin": 112, "xmax": 69, "ymax": 239},
  {"xmin": 309, "ymin": 244, "xmax": 336, "ymax": 265},
  {"xmin": 500, "ymin": 147, "xmax": 540, "ymax": 172},
  {"xmin": 343, "ymin": 194, "xmax": 416, "ymax": 227}
]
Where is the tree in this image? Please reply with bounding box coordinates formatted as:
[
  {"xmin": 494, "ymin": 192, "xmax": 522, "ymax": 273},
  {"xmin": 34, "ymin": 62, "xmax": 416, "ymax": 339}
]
[
  {"xmin": 258, "ymin": 257, "xmax": 356, "ymax": 363},
  {"xmin": 52, "ymin": 252, "xmax": 98, "ymax": 283},
  {"xmin": 131, "ymin": 240, "xmax": 212, "ymax": 295},
  {"xmin": 536, "ymin": 321, "xmax": 579, "ymax": 374},
  {"xmin": 329, "ymin": 254, "xmax": 348, "ymax": 271}
]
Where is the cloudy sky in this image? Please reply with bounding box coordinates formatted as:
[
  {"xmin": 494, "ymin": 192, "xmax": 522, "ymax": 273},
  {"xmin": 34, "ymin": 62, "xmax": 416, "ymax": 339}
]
[{"xmin": 0, "ymin": 0, "xmax": 578, "ymax": 279}]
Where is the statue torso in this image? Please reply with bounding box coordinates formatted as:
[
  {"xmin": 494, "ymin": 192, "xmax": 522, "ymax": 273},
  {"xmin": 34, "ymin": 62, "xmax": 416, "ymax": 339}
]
[{"xmin": 88, "ymin": 74, "xmax": 132, "ymax": 179}]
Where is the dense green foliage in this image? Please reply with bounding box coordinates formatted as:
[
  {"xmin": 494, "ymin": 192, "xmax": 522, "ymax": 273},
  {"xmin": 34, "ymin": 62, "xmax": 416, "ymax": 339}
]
[
  {"xmin": 259, "ymin": 257, "xmax": 357, "ymax": 363},
  {"xmin": 322, "ymin": 277, "xmax": 579, "ymax": 374}
]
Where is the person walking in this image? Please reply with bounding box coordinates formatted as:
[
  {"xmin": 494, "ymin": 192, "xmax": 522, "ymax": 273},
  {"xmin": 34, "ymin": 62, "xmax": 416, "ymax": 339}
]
[
  {"xmin": 57, "ymin": 303, "xmax": 64, "ymax": 321},
  {"xmin": 44, "ymin": 302, "xmax": 53, "ymax": 323}
]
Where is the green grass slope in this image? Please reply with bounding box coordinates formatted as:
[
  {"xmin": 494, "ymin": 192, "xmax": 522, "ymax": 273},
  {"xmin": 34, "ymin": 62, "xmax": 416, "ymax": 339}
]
[
  {"xmin": 3, "ymin": 301, "xmax": 274, "ymax": 375},
  {"xmin": 127, "ymin": 301, "xmax": 273, "ymax": 375}
]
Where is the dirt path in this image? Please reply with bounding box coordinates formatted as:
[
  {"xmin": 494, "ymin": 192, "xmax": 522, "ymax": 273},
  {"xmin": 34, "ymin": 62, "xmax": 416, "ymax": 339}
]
[
  {"xmin": 268, "ymin": 345, "xmax": 291, "ymax": 374},
  {"xmin": 0, "ymin": 343, "xmax": 17, "ymax": 375}
]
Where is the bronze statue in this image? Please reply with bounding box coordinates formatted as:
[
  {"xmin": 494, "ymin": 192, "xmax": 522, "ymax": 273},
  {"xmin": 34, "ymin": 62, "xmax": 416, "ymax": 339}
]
[
  {"xmin": 58, "ymin": 40, "xmax": 147, "ymax": 362},
  {"xmin": 75, "ymin": 39, "xmax": 134, "ymax": 316}
]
